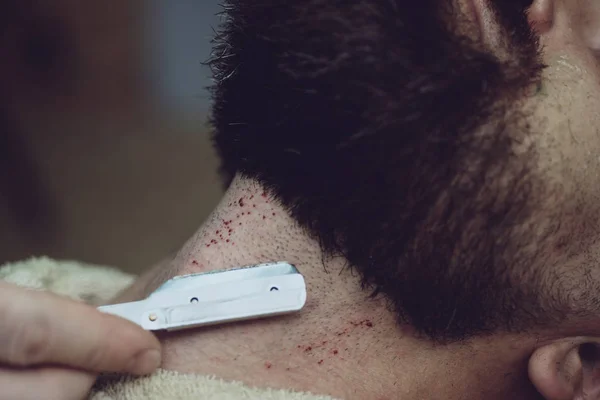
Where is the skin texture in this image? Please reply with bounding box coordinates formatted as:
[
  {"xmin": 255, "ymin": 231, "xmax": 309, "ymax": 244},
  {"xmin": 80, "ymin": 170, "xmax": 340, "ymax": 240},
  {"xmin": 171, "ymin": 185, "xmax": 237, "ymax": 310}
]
[
  {"xmin": 123, "ymin": 178, "xmax": 544, "ymax": 399},
  {"xmin": 115, "ymin": 0, "xmax": 600, "ymax": 398}
]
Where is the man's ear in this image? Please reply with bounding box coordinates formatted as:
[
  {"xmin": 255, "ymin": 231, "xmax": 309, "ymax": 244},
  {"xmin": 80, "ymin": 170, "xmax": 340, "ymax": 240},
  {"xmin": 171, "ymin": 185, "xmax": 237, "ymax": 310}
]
[
  {"xmin": 527, "ymin": 0, "xmax": 554, "ymax": 34},
  {"xmin": 529, "ymin": 338, "xmax": 600, "ymax": 399}
]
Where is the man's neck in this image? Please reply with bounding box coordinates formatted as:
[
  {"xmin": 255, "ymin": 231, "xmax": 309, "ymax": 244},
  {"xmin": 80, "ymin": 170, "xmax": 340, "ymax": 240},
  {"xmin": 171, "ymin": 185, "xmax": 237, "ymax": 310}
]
[{"xmin": 120, "ymin": 176, "xmax": 540, "ymax": 399}]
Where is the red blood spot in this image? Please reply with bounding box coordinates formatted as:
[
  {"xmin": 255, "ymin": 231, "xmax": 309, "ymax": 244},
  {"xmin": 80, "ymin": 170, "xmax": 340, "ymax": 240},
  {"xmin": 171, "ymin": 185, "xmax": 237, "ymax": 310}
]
[
  {"xmin": 192, "ymin": 260, "xmax": 198, "ymax": 265},
  {"xmin": 318, "ymin": 360, "xmax": 324, "ymax": 365},
  {"xmin": 239, "ymin": 198, "xmax": 245, "ymax": 207},
  {"xmin": 272, "ymin": 213, "xmax": 276, "ymax": 216},
  {"xmin": 333, "ymin": 349, "xmax": 339, "ymax": 355},
  {"xmin": 253, "ymin": 204, "xmax": 256, "ymax": 208},
  {"xmin": 226, "ymin": 239, "xmax": 230, "ymax": 243},
  {"xmin": 265, "ymin": 362, "xmax": 272, "ymax": 369},
  {"xmin": 242, "ymin": 212, "xmax": 245, "ymax": 215},
  {"xmin": 350, "ymin": 319, "xmax": 374, "ymax": 328},
  {"xmin": 297, "ymin": 345, "xmax": 302, "ymax": 349},
  {"xmin": 224, "ymin": 220, "xmax": 230, "ymax": 226},
  {"xmin": 261, "ymin": 192, "xmax": 267, "ymax": 198},
  {"xmin": 216, "ymin": 230, "xmax": 220, "ymax": 234},
  {"xmin": 206, "ymin": 244, "xmax": 211, "ymax": 248},
  {"xmin": 304, "ymin": 346, "xmax": 312, "ymax": 352},
  {"xmin": 211, "ymin": 239, "xmax": 217, "ymax": 244},
  {"xmin": 248, "ymin": 212, "xmax": 251, "ymax": 215},
  {"xmin": 263, "ymin": 216, "xmax": 266, "ymax": 220},
  {"xmin": 228, "ymin": 229, "xmax": 233, "ymax": 233},
  {"xmin": 250, "ymin": 195, "xmax": 254, "ymax": 200}
]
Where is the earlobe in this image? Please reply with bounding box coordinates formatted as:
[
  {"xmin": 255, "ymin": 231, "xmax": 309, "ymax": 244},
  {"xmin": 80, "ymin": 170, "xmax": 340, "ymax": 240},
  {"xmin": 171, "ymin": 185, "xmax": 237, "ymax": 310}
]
[
  {"xmin": 529, "ymin": 342, "xmax": 580, "ymax": 400},
  {"xmin": 528, "ymin": 338, "xmax": 600, "ymax": 400},
  {"xmin": 527, "ymin": 0, "xmax": 554, "ymax": 34}
]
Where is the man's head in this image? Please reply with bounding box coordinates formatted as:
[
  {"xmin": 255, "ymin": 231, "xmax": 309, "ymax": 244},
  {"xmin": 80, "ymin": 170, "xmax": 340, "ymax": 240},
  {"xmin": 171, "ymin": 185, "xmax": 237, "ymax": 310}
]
[
  {"xmin": 210, "ymin": 0, "xmax": 596, "ymax": 339},
  {"xmin": 203, "ymin": 0, "xmax": 600, "ymax": 397}
]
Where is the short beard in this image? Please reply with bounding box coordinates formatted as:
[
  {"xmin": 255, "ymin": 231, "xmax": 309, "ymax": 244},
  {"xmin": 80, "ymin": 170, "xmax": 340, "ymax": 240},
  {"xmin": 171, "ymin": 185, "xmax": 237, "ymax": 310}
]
[{"xmin": 209, "ymin": 0, "xmax": 550, "ymax": 342}]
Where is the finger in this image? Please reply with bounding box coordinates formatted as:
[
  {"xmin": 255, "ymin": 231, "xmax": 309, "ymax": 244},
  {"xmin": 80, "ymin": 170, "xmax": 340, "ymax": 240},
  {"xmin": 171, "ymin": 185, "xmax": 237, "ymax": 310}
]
[
  {"xmin": 0, "ymin": 366, "xmax": 95, "ymax": 400},
  {"xmin": 0, "ymin": 281, "xmax": 161, "ymax": 374}
]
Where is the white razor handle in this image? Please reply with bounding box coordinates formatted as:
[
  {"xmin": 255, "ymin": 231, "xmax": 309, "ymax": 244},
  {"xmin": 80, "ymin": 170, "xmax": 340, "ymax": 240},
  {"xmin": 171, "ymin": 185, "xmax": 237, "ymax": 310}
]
[{"xmin": 98, "ymin": 262, "xmax": 307, "ymax": 331}]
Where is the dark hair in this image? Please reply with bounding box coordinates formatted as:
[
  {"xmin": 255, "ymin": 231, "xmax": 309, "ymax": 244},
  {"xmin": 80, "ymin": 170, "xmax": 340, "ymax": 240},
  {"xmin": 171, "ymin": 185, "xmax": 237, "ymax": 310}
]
[{"xmin": 209, "ymin": 0, "xmax": 546, "ymax": 341}]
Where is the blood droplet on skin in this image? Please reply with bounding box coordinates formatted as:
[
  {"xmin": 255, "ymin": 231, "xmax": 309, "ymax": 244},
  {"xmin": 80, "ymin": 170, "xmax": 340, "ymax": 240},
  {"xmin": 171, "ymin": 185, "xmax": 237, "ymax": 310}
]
[
  {"xmin": 350, "ymin": 319, "xmax": 373, "ymax": 328},
  {"xmin": 265, "ymin": 362, "xmax": 272, "ymax": 369},
  {"xmin": 318, "ymin": 360, "xmax": 324, "ymax": 365},
  {"xmin": 304, "ymin": 346, "xmax": 312, "ymax": 352},
  {"xmin": 192, "ymin": 260, "xmax": 198, "ymax": 265},
  {"xmin": 239, "ymin": 198, "xmax": 245, "ymax": 207},
  {"xmin": 226, "ymin": 239, "xmax": 230, "ymax": 243},
  {"xmin": 333, "ymin": 349, "xmax": 339, "ymax": 355},
  {"xmin": 272, "ymin": 213, "xmax": 276, "ymax": 216}
]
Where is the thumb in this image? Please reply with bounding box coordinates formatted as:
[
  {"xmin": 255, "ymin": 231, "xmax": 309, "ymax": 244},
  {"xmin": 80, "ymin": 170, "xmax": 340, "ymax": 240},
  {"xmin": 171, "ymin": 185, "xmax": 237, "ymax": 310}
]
[{"xmin": 0, "ymin": 281, "xmax": 161, "ymax": 374}]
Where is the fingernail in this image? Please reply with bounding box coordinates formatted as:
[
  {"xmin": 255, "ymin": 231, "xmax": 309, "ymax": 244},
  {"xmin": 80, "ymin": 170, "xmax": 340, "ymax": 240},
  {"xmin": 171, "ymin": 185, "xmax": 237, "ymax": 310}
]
[{"xmin": 129, "ymin": 349, "xmax": 161, "ymax": 375}]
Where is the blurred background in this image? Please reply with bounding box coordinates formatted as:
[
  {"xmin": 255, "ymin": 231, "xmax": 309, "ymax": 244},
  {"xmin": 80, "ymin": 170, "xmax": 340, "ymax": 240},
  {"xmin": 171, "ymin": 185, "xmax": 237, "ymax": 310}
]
[{"xmin": 0, "ymin": 0, "xmax": 224, "ymax": 274}]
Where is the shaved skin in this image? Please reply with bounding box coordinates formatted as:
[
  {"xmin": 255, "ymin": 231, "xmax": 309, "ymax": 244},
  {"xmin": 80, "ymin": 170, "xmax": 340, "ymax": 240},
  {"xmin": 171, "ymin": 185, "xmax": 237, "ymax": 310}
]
[{"xmin": 112, "ymin": 178, "xmax": 541, "ymax": 400}]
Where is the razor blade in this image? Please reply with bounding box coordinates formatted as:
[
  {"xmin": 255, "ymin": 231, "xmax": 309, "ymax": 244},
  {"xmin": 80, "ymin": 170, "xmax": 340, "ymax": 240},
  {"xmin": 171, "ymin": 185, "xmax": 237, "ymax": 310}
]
[{"xmin": 98, "ymin": 262, "xmax": 307, "ymax": 331}]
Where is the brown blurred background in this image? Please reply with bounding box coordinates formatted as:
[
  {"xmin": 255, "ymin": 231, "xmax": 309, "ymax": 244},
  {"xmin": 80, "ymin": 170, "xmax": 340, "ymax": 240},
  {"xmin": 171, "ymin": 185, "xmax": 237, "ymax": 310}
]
[{"xmin": 0, "ymin": 0, "xmax": 224, "ymax": 274}]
